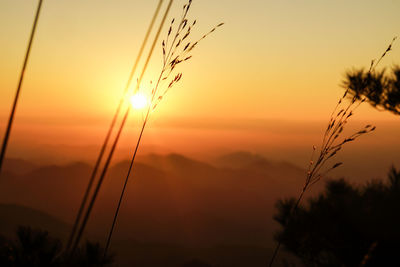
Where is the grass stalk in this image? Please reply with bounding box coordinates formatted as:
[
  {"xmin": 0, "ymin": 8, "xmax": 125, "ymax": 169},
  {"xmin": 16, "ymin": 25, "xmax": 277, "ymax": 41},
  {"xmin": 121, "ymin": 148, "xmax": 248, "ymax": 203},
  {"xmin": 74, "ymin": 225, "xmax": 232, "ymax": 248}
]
[
  {"xmin": 65, "ymin": 0, "xmax": 164, "ymax": 252},
  {"xmin": 268, "ymin": 40, "xmax": 395, "ymax": 267},
  {"xmin": 103, "ymin": 0, "xmax": 224, "ymax": 255},
  {"xmin": 0, "ymin": 0, "xmax": 43, "ymax": 175},
  {"xmin": 104, "ymin": 109, "xmax": 149, "ymax": 256},
  {"xmin": 69, "ymin": 0, "xmax": 174, "ymax": 255}
]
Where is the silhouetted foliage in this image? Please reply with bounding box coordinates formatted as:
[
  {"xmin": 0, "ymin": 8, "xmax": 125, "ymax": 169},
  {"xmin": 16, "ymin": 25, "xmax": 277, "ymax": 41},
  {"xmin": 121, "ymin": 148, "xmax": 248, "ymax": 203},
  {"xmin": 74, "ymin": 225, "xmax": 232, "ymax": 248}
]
[
  {"xmin": 343, "ymin": 66, "xmax": 400, "ymax": 115},
  {"xmin": 0, "ymin": 226, "xmax": 114, "ymax": 266},
  {"xmin": 0, "ymin": 226, "xmax": 62, "ymax": 266},
  {"xmin": 274, "ymin": 167, "xmax": 400, "ymax": 266}
]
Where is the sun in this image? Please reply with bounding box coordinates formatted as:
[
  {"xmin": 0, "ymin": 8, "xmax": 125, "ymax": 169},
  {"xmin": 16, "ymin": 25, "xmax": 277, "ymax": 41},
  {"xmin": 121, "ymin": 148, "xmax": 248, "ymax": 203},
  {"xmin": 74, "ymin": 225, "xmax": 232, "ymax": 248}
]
[{"xmin": 130, "ymin": 92, "xmax": 149, "ymax": 110}]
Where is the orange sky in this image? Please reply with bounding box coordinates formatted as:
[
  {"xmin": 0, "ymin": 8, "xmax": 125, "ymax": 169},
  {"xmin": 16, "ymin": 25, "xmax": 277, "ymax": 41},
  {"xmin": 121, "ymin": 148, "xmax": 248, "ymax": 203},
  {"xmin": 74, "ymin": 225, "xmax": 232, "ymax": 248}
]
[
  {"xmin": 1, "ymin": 0, "xmax": 400, "ymax": 119},
  {"xmin": 0, "ymin": 0, "xmax": 400, "ymax": 178}
]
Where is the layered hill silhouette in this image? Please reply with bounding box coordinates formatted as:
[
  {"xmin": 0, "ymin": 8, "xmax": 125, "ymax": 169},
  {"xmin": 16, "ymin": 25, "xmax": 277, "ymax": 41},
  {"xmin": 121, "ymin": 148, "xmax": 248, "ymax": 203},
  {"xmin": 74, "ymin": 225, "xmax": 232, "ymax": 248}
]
[
  {"xmin": 0, "ymin": 203, "xmax": 69, "ymax": 239},
  {"xmin": 0, "ymin": 151, "xmax": 318, "ymax": 266}
]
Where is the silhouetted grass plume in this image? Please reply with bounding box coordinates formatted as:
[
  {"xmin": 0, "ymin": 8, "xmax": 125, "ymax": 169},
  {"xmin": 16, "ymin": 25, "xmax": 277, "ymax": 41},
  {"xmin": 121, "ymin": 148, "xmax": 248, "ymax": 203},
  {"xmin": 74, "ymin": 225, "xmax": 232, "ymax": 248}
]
[
  {"xmin": 104, "ymin": 0, "xmax": 224, "ymax": 255},
  {"xmin": 268, "ymin": 39, "xmax": 396, "ymax": 266}
]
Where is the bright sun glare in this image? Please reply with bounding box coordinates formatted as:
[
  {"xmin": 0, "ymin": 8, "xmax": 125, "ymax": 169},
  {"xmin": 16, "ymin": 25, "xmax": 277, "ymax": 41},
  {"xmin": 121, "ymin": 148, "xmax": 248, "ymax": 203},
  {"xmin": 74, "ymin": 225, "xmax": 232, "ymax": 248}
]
[{"xmin": 130, "ymin": 92, "xmax": 149, "ymax": 110}]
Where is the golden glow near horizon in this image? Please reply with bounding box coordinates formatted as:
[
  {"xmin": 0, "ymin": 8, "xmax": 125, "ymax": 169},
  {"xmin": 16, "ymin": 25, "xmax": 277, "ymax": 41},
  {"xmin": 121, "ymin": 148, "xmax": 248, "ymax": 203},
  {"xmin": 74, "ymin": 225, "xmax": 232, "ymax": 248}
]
[
  {"xmin": 1, "ymin": 0, "xmax": 400, "ymax": 184},
  {"xmin": 0, "ymin": 0, "xmax": 400, "ymax": 125},
  {"xmin": 130, "ymin": 92, "xmax": 149, "ymax": 110}
]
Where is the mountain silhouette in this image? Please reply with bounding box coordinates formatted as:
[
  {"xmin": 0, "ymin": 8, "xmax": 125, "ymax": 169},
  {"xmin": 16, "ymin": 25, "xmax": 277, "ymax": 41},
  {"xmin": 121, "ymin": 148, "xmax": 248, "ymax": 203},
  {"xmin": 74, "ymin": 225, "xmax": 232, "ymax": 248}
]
[
  {"xmin": 0, "ymin": 152, "xmax": 315, "ymax": 266},
  {"xmin": 0, "ymin": 203, "xmax": 69, "ymax": 240},
  {"xmin": 213, "ymin": 151, "xmax": 271, "ymax": 170},
  {"xmin": 2, "ymin": 158, "xmax": 38, "ymax": 176}
]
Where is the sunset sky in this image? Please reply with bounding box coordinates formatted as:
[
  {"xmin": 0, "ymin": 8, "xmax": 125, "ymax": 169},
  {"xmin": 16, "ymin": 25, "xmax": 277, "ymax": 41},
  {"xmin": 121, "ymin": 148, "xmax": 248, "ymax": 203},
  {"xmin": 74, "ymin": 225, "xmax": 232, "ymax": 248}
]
[{"xmin": 0, "ymin": 0, "xmax": 399, "ymax": 179}]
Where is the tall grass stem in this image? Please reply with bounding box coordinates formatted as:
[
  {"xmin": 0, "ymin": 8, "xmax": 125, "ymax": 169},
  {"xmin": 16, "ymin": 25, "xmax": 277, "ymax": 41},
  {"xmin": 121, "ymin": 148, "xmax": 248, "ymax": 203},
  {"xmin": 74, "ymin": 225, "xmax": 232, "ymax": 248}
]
[
  {"xmin": 103, "ymin": 0, "xmax": 224, "ymax": 254},
  {"xmin": 69, "ymin": 0, "xmax": 174, "ymax": 255},
  {"xmin": 65, "ymin": 0, "xmax": 164, "ymax": 252},
  {"xmin": 0, "ymin": 0, "xmax": 43, "ymax": 174},
  {"xmin": 104, "ymin": 110, "xmax": 149, "ymax": 256}
]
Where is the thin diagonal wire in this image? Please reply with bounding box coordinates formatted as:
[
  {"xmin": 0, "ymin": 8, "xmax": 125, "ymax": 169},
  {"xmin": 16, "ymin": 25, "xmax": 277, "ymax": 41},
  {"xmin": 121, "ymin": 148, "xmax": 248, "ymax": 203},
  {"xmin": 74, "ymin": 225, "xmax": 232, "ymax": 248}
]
[
  {"xmin": 65, "ymin": 0, "xmax": 164, "ymax": 252},
  {"xmin": 70, "ymin": 0, "xmax": 174, "ymax": 255},
  {"xmin": 0, "ymin": 0, "xmax": 43, "ymax": 174}
]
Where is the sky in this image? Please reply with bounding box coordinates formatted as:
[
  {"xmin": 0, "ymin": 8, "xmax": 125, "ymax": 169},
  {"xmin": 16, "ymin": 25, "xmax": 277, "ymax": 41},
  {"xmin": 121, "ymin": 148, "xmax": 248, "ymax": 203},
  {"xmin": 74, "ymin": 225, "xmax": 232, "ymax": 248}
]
[{"xmin": 0, "ymin": 0, "xmax": 400, "ymax": 179}]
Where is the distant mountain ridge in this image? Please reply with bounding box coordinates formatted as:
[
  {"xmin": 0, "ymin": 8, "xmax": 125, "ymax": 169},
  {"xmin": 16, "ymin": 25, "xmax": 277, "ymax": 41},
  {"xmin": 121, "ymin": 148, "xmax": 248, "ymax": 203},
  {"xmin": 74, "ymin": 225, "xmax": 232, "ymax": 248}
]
[
  {"xmin": 0, "ymin": 152, "xmax": 313, "ymax": 266},
  {"xmin": 0, "ymin": 203, "xmax": 69, "ymax": 239},
  {"xmin": 2, "ymin": 158, "xmax": 38, "ymax": 175},
  {"xmin": 0, "ymin": 152, "xmax": 317, "ymax": 253},
  {"xmin": 213, "ymin": 151, "xmax": 271, "ymax": 169}
]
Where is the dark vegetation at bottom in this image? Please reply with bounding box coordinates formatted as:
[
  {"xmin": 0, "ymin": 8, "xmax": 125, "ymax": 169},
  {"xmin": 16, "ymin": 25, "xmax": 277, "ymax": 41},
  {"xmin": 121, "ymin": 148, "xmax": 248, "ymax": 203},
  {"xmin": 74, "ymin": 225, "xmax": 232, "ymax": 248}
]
[
  {"xmin": 0, "ymin": 226, "xmax": 113, "ymax": 266},
  {"xmin": 0, "ymin": 226, "xmax": 287, "ymax": 267},
  {"xmin": 274, "ymin": 167, "xmax": 400, "ymax": 267}
]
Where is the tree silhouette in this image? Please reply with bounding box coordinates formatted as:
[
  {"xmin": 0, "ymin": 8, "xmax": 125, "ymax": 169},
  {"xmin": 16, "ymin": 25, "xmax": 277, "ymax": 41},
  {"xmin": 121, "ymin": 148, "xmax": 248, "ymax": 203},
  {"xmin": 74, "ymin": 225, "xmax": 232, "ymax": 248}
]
[
  {"xmin": 343, "ymin": 66, "xmax": 400, "ymax": 116},
  {"xmin": 0, "ymin": 226, "xmax": 62, "ymax": 266},
  {"xmin": 274, "ymin": 167, "xmax": 400, "ymax": 266},
  {"xmin": 0, "ymin": 226, "xmax": 113, "ymax": 266}
]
